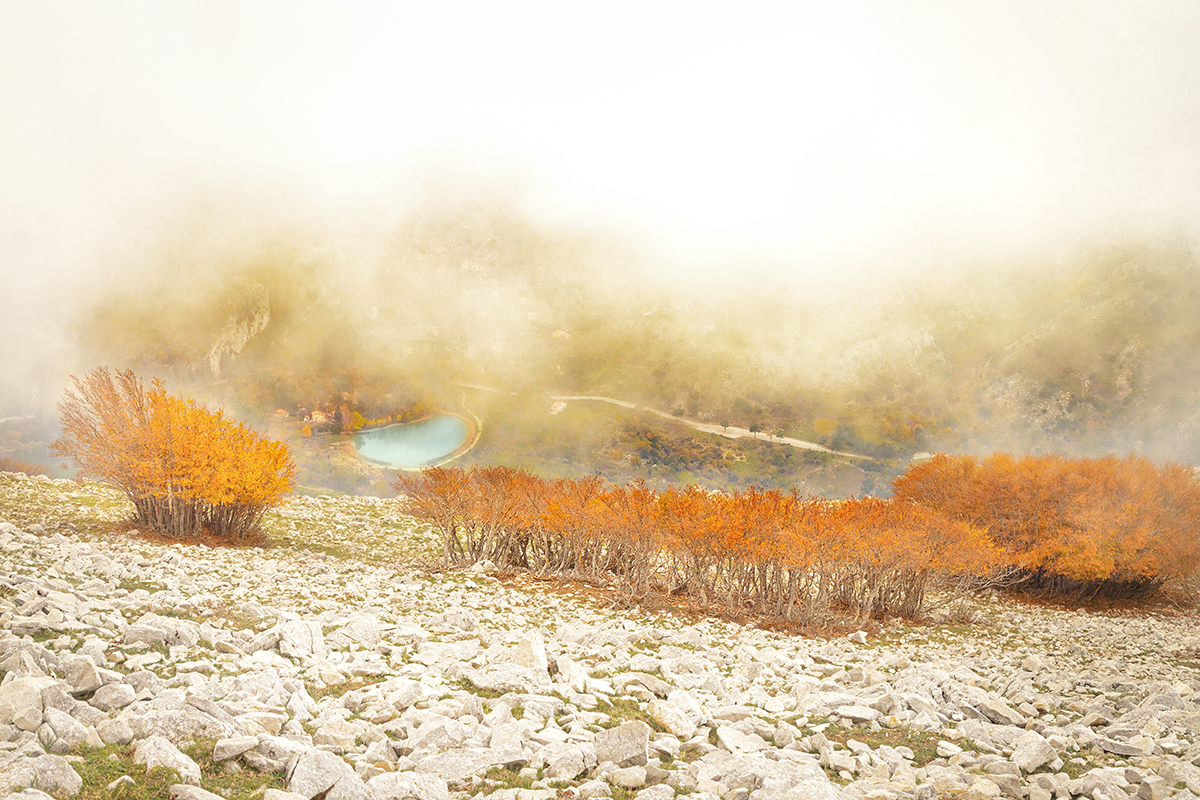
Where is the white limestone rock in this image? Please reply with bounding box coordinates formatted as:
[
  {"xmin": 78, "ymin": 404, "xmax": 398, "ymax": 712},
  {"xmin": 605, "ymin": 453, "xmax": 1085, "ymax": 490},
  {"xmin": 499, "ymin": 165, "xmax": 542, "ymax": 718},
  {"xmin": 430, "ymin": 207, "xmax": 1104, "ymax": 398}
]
[
  {"xmin": 595, "ymin": 720, "xmax": 651, "ymax": 767},
  {"xmin": 134, "ymin": 736, "xmax": 202, "ymax": 786},
  {"xmin": 168, "ymin": 785, "xmax": 229, "ymax": 800},
  {"xmin": 30, "ymin": 754, "xmax": 83, "ymax": 797},
  {"xmin": 365, "ymin": 771, "xmax": 450, "ymax": 800},
  {"xmin": 1011, "ymin": 730, "xmax": 1057, "ymax": 773},
  {"xmin": 286, "ymin": 748, "xmax": 366, "ymax": 800},
  {"xmin": 0, "ymin": 676, "xmax": 56, "ymax": 732},
  {"xmin": 647, "ymin": 699, "xmax": 696, "ymax": 740}
]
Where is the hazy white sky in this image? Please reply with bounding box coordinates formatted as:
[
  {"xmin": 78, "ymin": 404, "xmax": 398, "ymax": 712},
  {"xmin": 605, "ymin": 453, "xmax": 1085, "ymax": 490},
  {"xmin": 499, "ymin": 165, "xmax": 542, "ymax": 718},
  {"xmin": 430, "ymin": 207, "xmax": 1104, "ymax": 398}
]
[{"xmin": 3, "ymin": 0, "xmax": 1200, "ymax": 282}]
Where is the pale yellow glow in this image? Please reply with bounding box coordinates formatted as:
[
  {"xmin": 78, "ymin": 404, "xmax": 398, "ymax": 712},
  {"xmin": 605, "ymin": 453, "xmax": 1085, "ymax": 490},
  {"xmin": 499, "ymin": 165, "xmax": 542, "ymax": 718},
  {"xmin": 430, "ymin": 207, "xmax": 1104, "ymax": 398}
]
[{"xmin": 2, "ymin": 1, "xmax": 1200, "ymax": 283}]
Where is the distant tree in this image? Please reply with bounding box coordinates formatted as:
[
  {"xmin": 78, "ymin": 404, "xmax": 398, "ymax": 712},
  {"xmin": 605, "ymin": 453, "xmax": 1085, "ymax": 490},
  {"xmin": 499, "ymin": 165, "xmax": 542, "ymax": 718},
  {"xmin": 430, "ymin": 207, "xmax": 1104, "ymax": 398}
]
[
  {"xmin": 720, "ymin": 418, "xmax": 730, "ymax": 432},
  {"xmin": 51, "ymin": 367, "xmax": 295, "ymax": 540},
  {"xmin": 749, "ymin": 423, "xmax": 761, "ymax": 438},
  {"xmin": 0, "ymin": 457, "xmax": 48, "ymax": 477}
]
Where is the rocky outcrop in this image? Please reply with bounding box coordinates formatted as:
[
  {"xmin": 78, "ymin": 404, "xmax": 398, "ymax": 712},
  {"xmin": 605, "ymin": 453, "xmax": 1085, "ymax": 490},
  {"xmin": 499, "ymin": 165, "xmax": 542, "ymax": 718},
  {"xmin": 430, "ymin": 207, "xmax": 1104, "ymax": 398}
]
[{"xmin": 206, "ymin": 283, "xmax": 270, "ymax": 377}]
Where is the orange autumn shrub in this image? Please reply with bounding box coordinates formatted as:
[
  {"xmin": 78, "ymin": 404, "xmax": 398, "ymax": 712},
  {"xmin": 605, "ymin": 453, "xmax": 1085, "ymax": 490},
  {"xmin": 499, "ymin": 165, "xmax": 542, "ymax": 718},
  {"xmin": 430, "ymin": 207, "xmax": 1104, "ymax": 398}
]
[
  {"xmin": 822, "ymin": 496, "xmax": 998, "ymax": 622},
  {"xmin": 52, "ymin": 367, "xmax": 295, "ymax": 540},
  {"xmin": 893, "ymin": 453, "xmax": 1200, "ymax": 596},
  {"xmin": 0, "ymin": 456, "xmax": 48, "ymax": 477},
  {"xmin": 392, "ymin": 466, "xmax": 475, "ymax": 563}
]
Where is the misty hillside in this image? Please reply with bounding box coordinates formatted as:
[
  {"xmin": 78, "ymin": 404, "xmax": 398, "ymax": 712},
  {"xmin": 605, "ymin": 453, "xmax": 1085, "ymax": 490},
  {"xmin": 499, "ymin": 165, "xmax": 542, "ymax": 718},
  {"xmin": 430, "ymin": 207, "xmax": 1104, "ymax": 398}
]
[{"xmin": 6, "ymin": 204, "xmax": 1200, "ymax": 494}]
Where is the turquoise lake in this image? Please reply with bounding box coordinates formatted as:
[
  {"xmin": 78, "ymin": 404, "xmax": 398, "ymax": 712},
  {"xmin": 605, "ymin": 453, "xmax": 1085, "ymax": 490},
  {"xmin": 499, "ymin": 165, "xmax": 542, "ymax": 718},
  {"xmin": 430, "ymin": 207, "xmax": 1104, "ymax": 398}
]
[{"xmin": 353, "ymin": 414, "xmax": 472, "ymax": 468}]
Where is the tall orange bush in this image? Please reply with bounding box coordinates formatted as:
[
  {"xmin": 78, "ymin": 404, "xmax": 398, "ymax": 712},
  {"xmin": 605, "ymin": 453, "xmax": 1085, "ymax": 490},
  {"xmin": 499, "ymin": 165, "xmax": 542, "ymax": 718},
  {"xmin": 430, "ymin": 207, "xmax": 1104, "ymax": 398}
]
[
  {"xmin": 52, "ymin": 367, "xmax": 295, "ymax": 540},
  {"xmin": 893, "ymin": 453, "xmax": 1200, "ymax": 595}
]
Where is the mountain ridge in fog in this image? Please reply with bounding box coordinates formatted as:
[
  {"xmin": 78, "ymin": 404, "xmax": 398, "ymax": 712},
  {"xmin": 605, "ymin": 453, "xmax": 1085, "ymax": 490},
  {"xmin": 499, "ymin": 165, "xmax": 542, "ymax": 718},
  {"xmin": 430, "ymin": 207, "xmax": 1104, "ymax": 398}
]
[{"xmin": 6, "ymin": 200, "xmax": 1200, "ymax": 494}]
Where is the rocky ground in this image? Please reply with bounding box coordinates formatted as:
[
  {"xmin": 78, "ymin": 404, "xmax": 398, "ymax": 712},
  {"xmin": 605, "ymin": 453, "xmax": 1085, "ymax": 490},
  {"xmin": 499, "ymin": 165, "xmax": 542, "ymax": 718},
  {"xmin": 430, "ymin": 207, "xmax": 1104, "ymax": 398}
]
[{"xmin": 1, "ymin": 471, "xmax": 1200, "ymax": 800}]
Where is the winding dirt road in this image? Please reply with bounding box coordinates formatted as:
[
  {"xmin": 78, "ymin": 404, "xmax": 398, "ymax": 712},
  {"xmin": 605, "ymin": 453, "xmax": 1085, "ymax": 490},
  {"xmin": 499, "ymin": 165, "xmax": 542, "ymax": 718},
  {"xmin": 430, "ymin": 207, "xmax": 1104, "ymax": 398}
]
[{"xmin": 548, "ymin": 395, "xmax": 875, "ymax": 461}]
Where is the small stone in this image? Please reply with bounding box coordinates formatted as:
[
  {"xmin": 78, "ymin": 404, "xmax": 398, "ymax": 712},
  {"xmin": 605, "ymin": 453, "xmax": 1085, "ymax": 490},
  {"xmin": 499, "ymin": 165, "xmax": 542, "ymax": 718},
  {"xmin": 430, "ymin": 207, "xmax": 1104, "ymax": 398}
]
[
  {"xmin": 978, "ymin": 699, "xmax": 1025, "ymax": 727},
  {"xmin": 646, "ymin": 699, "xmax": 696, "ymax": 740},
  {"xmin": 610, "ymin": 766, "xmax": 648, "ymax": 789},
  {"xmin": 364, "ymin": 770, "xmax": 450, "ymax": 800},
  {"xmin": 96, "ymin": 777, "xmax": 135, "ymax": 798},
  {"xmin": 594, "ymin": 721, "xmax": 650, "ymax": 768},
  {"xmin": 1012, "ymin": 730, "xmax": 1056, "ymax": 773},
  {"xmin": 1139, "ymin": 776, "xmax": 1168, "ymax": 800},
  {"xmin": 169, "ymin": 785, "xmax": 229, "ymax": 800},
  {"xmin": 1095, "ymin": 737, "xmax": 1144, "ymax": 757},
  {"xmin": 514, "ymin": 630, "xmax": 549, "ymax": 672},
  {"xmin": 962, "ymin": 778, "xmax": 1003, "ymax": 800},
  {"xmin": 837, "ymin": 705, "xmax": 881, "ymax": 724},
  {"xmin": 90, "ymin": 683, "xmax": 136, "ymax": 711},
  {"xmin": 135, "ymin": 735, "xmax": 203, "ymax": 786},
  {"xmin": 937, "ymin": 741, "xmax": 963, "ymax": 757},
  {"xmin": 98, "ymin": 718, "xmax": 135, "ymax": 746},
  {"xmin": 287, "ymin": 747, "xmax": 365, "ymax": 800},
  {"xmin": 715, "ymin": 726, "xmax": 769, "ymax": 754},
  {"xmin": 32, "ymin": 754, "xmax": 83, "ymax": 796},
  {"xmin": 213, "ymin": 735, "xmax": 259, "ymax": 762},
  {"xmin": 0, "ymin": 676, "xmax": 55, "ymax": 732},
  {"xmin": 62, "ymin": 656, "xmax": 103, "ymax": 696}
]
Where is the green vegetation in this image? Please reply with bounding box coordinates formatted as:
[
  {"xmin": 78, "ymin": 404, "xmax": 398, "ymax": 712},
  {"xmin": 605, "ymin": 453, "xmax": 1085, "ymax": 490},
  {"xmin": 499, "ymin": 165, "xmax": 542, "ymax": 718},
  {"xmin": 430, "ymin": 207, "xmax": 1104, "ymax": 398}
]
[
  {"xmin": 458, "ymin": 396, "xmax": 892, "ymax": 497},
  {"xmin": 481, "ymin": 765, "xmax": 539, "ymax": 795},
  {"xmin": 51, "ymin": 741, "xmax": 286, "ymax": 800},
  {"xmin": 306, "ymin": 676, "xmax": 387, "ymax": 702},
  {"xmin": 818, "ymin": 722, "xmax": 951, "ymax": 767},
  {"xmin": 595, "ymin": 696, "xmax": 662, "ymax": 731},
  {"xmin": 455, "ymin": 677, "xmax": 505, "ymax": 700}
]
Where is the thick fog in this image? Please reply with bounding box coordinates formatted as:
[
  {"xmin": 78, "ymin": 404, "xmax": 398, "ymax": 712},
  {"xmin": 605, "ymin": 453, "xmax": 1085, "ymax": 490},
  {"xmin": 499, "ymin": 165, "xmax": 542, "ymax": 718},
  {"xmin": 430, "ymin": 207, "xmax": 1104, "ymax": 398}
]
[{"xmin": 4, "ymin": 2, "xmax": 1200, "ymax": 464}]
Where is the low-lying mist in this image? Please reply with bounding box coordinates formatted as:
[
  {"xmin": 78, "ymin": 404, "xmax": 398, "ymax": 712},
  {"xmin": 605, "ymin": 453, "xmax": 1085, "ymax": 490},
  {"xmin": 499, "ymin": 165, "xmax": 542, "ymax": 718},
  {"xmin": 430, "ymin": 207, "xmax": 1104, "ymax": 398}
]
[{"xmin": 5, "ymin": 185, "xmax": 1200, "ymax": 489}]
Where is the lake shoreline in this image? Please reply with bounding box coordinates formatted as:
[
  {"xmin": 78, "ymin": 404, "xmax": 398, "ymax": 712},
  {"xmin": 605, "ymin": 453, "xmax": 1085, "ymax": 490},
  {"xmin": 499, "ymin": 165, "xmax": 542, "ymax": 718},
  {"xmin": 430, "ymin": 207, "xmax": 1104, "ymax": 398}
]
[{"xmin": 352, "ymin": 409, "xmax": 481, "ymax": 471}]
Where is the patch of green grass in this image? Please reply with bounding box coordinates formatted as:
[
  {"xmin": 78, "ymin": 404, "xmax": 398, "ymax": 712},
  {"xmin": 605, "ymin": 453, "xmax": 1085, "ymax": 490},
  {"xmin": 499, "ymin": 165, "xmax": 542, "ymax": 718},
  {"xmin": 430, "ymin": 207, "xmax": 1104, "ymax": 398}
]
[
  {"xmin": 307, "ymin": 676, "xmax": 386, "ymax": 702},
  {"xmin": 65, "ymin": 743, "xmax": 184, "ymax": 800},
  {"xmin": 181, "ymin": 738, "xmax": 286, "ymax": 799},
  {"xmin": 454, "ymin": 677, "xmax": 505, "ymax": 700},
  {"xmin": 819, "ymin": 722, "xmax": 949, "ymax": 767},
  {"xmin": 44, "ymin": 739, "xmax": 290, "ymax": 800},
  {"xmin": 207, "ymin": 605, "xmax": 266, "ymax": 632},
  {"xmin": 300, "ymin": 541, "xmax": 363, "ymax": 562},
  {"xmin": 119, "ymin": 578, "xmax": 165, "ymax": 595},
  {"xmin": 152, "ymin": 606, "xmax": 198, "ymax": 621},
  {"xmin": 606, "ymin": 784, "xmax": 638, "ymax": 800},
  {"xmin": 481, "ymin": 766, "xmax": 538, "ymax": 795},
  {"xmin": 595, "ymin": 696, "xmax": 662, "ymax": 731},
  {"xmin": 1050, "ymin": 755, "xmax": 1107, "ymax": 781}
]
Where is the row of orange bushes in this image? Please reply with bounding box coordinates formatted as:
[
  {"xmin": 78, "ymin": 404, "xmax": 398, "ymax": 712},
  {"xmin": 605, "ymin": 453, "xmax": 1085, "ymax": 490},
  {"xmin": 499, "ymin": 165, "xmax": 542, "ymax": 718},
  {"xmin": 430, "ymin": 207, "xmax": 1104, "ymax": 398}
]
[
  {"xmin": 394, "ymin": 466, "xmax": 998, "ymax": 623},
  {"xmin": 394, "ymin": 454, "xmax": 1200, "ymax": 619}
]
